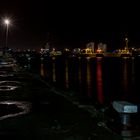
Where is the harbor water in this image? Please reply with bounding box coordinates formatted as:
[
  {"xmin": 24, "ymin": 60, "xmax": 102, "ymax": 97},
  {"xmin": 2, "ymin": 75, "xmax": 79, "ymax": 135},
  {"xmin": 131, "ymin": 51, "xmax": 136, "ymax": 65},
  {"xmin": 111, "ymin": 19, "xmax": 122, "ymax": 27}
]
[{"xmin": 29, "ymin": 56, "xmax": 140, "ymax": 107}]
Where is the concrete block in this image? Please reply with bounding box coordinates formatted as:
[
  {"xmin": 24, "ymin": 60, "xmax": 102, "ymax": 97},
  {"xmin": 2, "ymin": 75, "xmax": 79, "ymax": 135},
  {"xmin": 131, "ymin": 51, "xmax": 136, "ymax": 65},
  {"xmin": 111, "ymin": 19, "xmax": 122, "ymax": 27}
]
[{"xmin": 112, "ymin": 101, "xmax": 138, "ymax": 113}]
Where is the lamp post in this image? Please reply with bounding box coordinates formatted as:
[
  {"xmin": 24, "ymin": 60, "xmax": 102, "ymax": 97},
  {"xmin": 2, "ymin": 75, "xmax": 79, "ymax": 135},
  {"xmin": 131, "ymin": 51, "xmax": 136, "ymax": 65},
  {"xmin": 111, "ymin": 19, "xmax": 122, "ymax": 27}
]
[{"xmin": 4, "ymin": 19, "xmax": 10, "ymax": 49}]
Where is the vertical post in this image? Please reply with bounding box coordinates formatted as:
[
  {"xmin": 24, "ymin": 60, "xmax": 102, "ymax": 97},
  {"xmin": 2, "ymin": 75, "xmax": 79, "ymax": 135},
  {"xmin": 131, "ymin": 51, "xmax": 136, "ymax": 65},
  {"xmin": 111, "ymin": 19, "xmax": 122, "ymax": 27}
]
[
  {"xmin": 5, "ymin": 23, "xmax": 9, "ymax": 49},
  {"xmin": 4, "ymin": 18, "xmax": 10, "ymax": 50},
  {"xmin": 120, "ymin": 113, "xmax": 131, "ymax": 126},
  {"xmin": 125, "ymin": 37, "xmax": 128, "ymax": 50}
]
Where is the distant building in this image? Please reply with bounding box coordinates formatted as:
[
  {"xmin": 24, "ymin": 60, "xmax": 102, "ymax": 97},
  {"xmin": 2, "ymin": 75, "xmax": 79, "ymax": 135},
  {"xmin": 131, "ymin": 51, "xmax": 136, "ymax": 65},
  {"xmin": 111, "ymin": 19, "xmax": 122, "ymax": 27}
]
[
  {"xmin": 86, "ymin": 42, "xmax": 95, "ymax": 52},
  {"xmin": 102, "ymin": 44, "xmax": 107, "ymax": 52},
  {"xmin": 97, "ymin": 43, "xmax": 107, "ymax": 53},
  {"xmin": 45, "ymin": 42, "xmax": 50, "ymax": 50}
]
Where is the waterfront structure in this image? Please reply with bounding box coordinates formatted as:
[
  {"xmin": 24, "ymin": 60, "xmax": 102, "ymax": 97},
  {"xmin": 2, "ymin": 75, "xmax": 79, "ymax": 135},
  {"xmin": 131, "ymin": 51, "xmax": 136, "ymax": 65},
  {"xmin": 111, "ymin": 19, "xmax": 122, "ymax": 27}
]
[
  {"xmin": 97, "ymin": 43, "xmax": 107, "ymax": 53},
  {"xmin": 86, "ymin": 42, "xmax": 95, "ymax": 53},
  {"xmin": 125, "ymin": 36, "xmax": 129, "ymax": 50},
  {"xmin": 120, "ymin": 35, "xmax": 131, "ymax": 57},
  {"xmin": 80, "ymin": 48, "xmax": 96, "ymax": 57}
]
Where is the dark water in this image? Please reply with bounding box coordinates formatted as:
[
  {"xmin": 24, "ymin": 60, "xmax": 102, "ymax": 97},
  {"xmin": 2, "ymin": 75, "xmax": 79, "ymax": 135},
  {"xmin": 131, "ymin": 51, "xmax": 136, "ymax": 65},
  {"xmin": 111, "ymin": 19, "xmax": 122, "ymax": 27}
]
[{"xmin": 31, "ymin": 56, "xmax": 140, "ymax": 106}]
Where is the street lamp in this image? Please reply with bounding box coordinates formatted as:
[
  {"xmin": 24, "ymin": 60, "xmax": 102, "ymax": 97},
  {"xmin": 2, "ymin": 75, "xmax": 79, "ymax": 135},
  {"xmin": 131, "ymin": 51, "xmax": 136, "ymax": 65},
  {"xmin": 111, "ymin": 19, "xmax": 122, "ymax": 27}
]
[{"xmin": 4, "ymin": 18, "xmax": 10, "ymax": 49}]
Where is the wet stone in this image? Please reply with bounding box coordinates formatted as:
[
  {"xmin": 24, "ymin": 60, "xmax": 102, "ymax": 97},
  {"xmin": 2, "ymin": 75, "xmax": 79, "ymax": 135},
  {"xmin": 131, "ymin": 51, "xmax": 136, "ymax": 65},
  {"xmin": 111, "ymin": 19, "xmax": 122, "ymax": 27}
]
[
  {"xmin": 0, "ymin": 104, "xmax": 22, "ymax": 117},
  {"xmin": 113, "ymin": 101, "xmax": 138, "ymax": 113}
]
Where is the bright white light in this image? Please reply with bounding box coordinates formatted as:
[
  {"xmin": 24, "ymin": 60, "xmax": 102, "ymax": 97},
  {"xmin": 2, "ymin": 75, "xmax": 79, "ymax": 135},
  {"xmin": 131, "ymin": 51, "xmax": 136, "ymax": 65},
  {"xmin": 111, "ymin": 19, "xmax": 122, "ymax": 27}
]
[{"xmin": 4, "ymin": 19, "xmax": 10, "ymax": 25}]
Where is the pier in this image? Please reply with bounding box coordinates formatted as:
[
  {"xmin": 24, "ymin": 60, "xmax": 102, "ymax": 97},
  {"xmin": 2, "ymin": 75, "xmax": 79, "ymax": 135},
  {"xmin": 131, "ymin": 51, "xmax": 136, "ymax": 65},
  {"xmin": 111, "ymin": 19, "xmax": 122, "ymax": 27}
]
[{"xmin": 0, "ymin": 51, "xmax": 140, "ymax": 140}]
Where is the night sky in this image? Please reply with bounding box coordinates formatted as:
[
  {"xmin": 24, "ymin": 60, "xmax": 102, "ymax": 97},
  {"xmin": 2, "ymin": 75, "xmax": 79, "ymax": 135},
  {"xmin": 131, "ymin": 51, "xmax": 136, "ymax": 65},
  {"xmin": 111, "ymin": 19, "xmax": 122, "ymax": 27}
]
[{"xmin": 0, "ymin": 1, "xmax": 139, "ymax": 51}]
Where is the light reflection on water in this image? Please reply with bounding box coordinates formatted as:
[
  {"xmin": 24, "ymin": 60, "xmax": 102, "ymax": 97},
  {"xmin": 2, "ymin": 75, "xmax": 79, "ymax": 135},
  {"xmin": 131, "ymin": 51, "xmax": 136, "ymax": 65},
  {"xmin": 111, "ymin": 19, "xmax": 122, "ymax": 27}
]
[
  {"xmin": 78, "ymin": 57, "xmax": 82, "ymax": 87},
  {"xmin": 52, "ymin": 57, "xmax": 56, "ymax": 82},
  {"xmin": 65, "ymin": 59, "xmax": 69, "ymax": 88},
  {"xmin": 40, "ymin": 57, "xmax": 140, "ymax": 105},
  {"xmin": 86, "ymin": 57, "xmax": 92, "ymax": 98},
  {"xmin": 131, "ymin": 57, "xmax": 135, "ymax": 86},
  {"xmin": 122, "ymin": 58, "xmax": 128, "ymax": 94},
  {"xmin": 96, "ymin": 57, "xmax": 103, "ymax": 104},
  {"xmin": 40, "ymin": 63, "xmax": 44, "ymax": 77}
]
